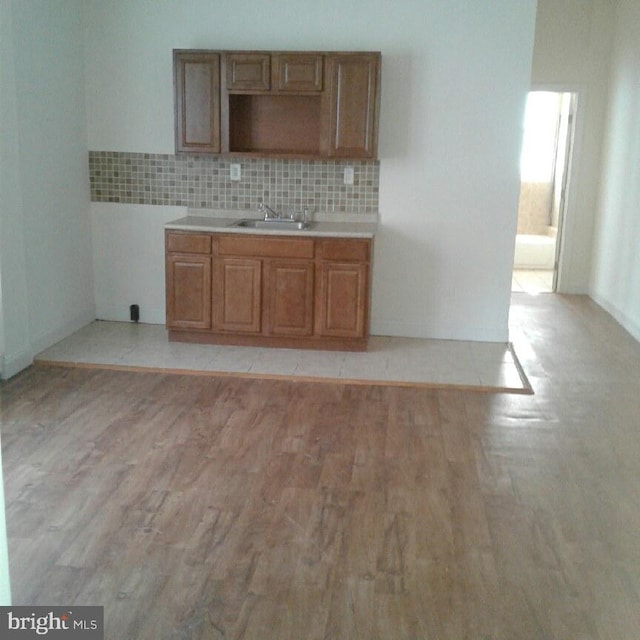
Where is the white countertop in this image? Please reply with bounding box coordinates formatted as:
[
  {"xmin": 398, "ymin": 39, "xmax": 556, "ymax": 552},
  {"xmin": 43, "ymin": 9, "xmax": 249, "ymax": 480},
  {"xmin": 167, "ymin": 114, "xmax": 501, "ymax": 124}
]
[{"xmin": 165, "ymin": 211, "xmax": 377, "ymax": 239}]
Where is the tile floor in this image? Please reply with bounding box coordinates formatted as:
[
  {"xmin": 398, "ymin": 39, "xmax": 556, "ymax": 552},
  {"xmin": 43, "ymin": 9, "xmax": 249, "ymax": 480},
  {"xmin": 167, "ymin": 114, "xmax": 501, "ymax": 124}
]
[
  {"xmin": 512, "ymin": 269, "xmax": 554, "ymax": 293},
  {"xmin": 35, "ymin": 321, "xmax": 531, "ymax": 393}
]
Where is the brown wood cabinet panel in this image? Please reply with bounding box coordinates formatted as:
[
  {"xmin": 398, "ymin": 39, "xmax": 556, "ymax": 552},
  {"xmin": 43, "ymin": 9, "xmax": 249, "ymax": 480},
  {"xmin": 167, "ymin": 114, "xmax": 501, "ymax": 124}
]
[
  {"xmin": 225, "ymin": 53, "xmax": 270, "ymax": 91},
  {"xmin": 174, "ymin": 51, "xmax": 220, "ymax": 153},
  {"xmin": 264, "ymin": 260, "xmax": 314, "ymax": 336},
  {"xmin": 273, "ymin": 54, "xmax": 323, "ymax": 92},
  {"xmin": 325, "ymin": 53, "xmax": 380, "ymax": 158},
  {"xmin": 212, "ymin": 257, "xmax": 262, "ymax": 333},
  {"xmin": 316, "ymin": 261, "xmax": 368, "ymax": 338},
  {"xmin": 218, "ymin": 235, "xmax": 314, "ymax": 259},
  {"xmin": 317, "ymin": 238, "xmax": 370, "ymax": 262},
  {"xmin": 166, "ymin": 232, "xmax": 211, "ymax": 254},
  {"xmin": 166, "ymin": 253, "xmax": 212, "ymax": 330}
]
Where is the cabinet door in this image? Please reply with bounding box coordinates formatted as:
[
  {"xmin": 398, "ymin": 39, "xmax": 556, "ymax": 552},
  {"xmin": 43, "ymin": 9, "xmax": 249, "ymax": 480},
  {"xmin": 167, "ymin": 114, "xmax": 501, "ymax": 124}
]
[
  {"xmin": 174, "ymin": 51, "xmax": 220, "ymax": 153},
  {"xmin": 325, "ymin": 53, "xmax": 379, "ymax": 158},
  {"xmin": 212, "ymin": 258, "xmax": 262, "ymax": 333},
  {"xmin": 273, "ymin": 54, "xmax": 323, "ymax": 92},
  {"xmin": 224, "ymin": 53, "xmax": 270, "ymax": 91},
  {"xmin": 166, "ymin": 254, "xmax": 212, "ymax": 330},
  {"xmin": 264, "ymin": 260, "xmax": 314, "ymax": 336},
  {"xmin": 316, "ymin": 262, "xmax": 368, "ymax": 338}
]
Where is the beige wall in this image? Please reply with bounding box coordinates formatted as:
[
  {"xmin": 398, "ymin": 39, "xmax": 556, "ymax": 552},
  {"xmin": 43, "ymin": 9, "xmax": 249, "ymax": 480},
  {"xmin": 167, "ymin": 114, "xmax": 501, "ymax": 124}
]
[
  {"xmin": 530, "ymin": 0, "xmax": 615, "ymax": 292},
  {"xmin": 517, "ymin": 182, "xmax": 553, "ymax": 235}
]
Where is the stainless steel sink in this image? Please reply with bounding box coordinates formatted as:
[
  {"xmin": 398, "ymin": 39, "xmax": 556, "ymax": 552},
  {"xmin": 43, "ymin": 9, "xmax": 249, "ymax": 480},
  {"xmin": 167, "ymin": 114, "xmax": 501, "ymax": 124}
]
[{"xmin": 230, "ymin": 218, "xmax": 313, "ymax": 231}]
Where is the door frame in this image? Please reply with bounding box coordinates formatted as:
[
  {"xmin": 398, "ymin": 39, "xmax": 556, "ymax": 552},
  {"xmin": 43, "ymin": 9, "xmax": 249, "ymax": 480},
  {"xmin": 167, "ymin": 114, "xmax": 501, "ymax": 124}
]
[
  {"xmin": 550, "ymin": 91, "xmax": 578, "ymax": 292},
  {"xmin": 528, "ymin": 83, "xmax": 583, "ymax": 294}
]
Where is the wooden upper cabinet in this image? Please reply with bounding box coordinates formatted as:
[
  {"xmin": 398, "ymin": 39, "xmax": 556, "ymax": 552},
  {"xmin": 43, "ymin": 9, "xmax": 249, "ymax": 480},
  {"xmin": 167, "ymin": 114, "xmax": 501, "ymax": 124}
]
[
  {"xmin": 325, "ymin": 53, "xmax": 380, "ymax": 159},
  {"xmin": 224, "ymin": 53, "xmax": 270, "ymax": 91},
  {"xmin": 273, "ymin": 54, "xmax": 323, "ymax": 92},
  {"xmin": 174, "ymin": 51, "xmax": 220, "ymax": 153},
  {"xmin": 224, "ymin": 52, "xmax": 323, "ymax": 94},
  {"xmin": 175, "ymin": 49, "xmax": 380, "ymax": 158}
]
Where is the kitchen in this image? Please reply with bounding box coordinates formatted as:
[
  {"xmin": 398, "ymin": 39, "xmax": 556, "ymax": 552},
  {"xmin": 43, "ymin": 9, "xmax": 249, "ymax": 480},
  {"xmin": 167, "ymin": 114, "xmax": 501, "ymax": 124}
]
[
  {"xmin": 1, "ymin": 0, "xmax": 539, "ymax": 382},
  {"xmin": 3, "ymin": 0, "xmax": 640, "ymax": 637},
  {"xmin": 2, "ymin": 0, "xmax": 630, "ymax": 379}
]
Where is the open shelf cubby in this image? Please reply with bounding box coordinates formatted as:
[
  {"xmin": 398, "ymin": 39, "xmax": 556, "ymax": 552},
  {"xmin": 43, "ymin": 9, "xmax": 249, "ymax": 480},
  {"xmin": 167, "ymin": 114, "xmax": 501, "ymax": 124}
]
[{"xmin": 228, "ymin": 94, "xmax": 321, "ymax": 155}]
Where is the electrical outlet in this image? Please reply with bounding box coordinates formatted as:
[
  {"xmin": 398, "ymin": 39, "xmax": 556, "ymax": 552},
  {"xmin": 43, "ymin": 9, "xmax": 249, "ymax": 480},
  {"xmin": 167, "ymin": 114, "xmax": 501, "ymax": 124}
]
[
  {"xmin": 343, "ymin": 166, "xmax": 354, "ymax": 185},
  {"xmin": 230, "ymin": 164, "xmax": 241, "ymax": 181}
]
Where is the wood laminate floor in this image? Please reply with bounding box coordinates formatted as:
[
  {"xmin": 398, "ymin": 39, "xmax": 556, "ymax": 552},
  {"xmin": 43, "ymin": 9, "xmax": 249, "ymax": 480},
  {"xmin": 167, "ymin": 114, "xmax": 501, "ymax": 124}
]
[{"xmin": 2, "ymin": 293, "xmax": 640, "ymax": 639}]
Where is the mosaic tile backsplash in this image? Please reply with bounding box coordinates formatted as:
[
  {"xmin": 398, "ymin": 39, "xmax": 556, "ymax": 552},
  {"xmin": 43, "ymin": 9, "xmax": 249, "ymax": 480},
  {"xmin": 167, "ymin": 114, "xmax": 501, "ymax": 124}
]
[{"xmin": 89, "ymin": 151, "xmax": 379, "ymax": 214}]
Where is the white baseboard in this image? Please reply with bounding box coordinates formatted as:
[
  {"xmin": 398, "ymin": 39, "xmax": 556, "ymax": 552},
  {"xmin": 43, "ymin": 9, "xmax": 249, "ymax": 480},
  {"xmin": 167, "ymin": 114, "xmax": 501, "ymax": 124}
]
[
  {"xmin": 370, "ymin": 317, "xmax": 508, "ymax": 342},
  {"xmin": 96, "ymin": 305, "xmax": 165, "ymax": 325},
  {"xmin": 1, "ymin": 348, "xmax": 34, "ymax": 380},
  {"xmin": 591, "ymin": 293, "xmax": 640, "ymax": 343},
  {"xmin": 30, "ymin": 308, "xmax": 97, "ymax": 356},
  {"xmin": 1, "ymin": 308, "xmax": 97, "ymax": 379}
]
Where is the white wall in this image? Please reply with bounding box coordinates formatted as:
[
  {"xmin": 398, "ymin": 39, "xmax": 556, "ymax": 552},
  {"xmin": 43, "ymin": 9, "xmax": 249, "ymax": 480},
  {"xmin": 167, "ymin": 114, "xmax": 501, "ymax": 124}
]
[
  {"xmin": 0, "ymin": 441, "xmax": 10, "ymax": 604},
  {"xmin": 591, "ymin": 0, "xmax": 640, "ymax": 341},
  {"xmin": 91, "ymin": 204, "xmax": 183, "ymax": 323},
  {"xmin": 0, "ymin": 0, "xmax": 95, "ymax": 379},
  {"xmin": 530, "ymin": 0, "xmax": 614, "ymax": 294},
  {"xmin": 85, "ymin": 0, "xmax": 537, "ymax": 342},
  {"xmin": 0, "ymin": 0, "xmax": 32, "ymax": 378}
]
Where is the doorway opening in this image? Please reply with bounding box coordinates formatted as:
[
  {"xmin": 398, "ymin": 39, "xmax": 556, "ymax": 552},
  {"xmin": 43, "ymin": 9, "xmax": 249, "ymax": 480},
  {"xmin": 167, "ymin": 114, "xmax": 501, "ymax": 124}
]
[{"xmin": 512, "ymin": 91, "xmax": 576, "ymax": 294}]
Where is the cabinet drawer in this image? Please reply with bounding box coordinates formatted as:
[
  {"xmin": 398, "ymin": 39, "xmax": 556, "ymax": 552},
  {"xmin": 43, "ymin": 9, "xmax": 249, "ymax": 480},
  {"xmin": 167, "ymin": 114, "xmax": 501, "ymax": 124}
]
[
  {"xmin": 217, "ymin": 235, "xmax": 314, "ymax": 259},
  {"xmin": 317, "ymin": 238, "xmax": 370, "ymax": 262},
  {"xmin": 273, "ymin": 54, "xmax": 323, "ymax": 92},
  {"xmin": 225, "ymin": 53, "xmax": 270, "ymax": 91},
  {"xmin": 166, "ymin": 232, "xmax": 211, "ymax": 254}
]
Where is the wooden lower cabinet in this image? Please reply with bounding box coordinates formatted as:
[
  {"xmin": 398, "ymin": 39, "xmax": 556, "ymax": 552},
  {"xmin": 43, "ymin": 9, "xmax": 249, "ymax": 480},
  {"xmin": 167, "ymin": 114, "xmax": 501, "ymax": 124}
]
[
  {"xmin": 316, "ymin": 262, "xmax": 368, "ymax": 338},
  {"xmin": 264, "ymin": 259, "xmax": 315, "ymax": 336},
  {"xmin": 212, "ymin": 257, "xmax": 262, "ymax": 333},
  {"xmin": 166, "ymin": 253, "xmax": 211, "ymax": 330},
  {"xmin": 166, "ymin": 230, "xmax": 371, "ymax": 350}
]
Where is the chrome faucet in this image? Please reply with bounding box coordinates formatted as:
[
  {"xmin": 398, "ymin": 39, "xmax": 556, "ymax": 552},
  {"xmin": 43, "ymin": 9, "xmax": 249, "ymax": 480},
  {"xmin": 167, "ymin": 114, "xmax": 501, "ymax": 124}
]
[{"xmin": 258, "ymin": 201, "xmax": 280, "ymax": 221}]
